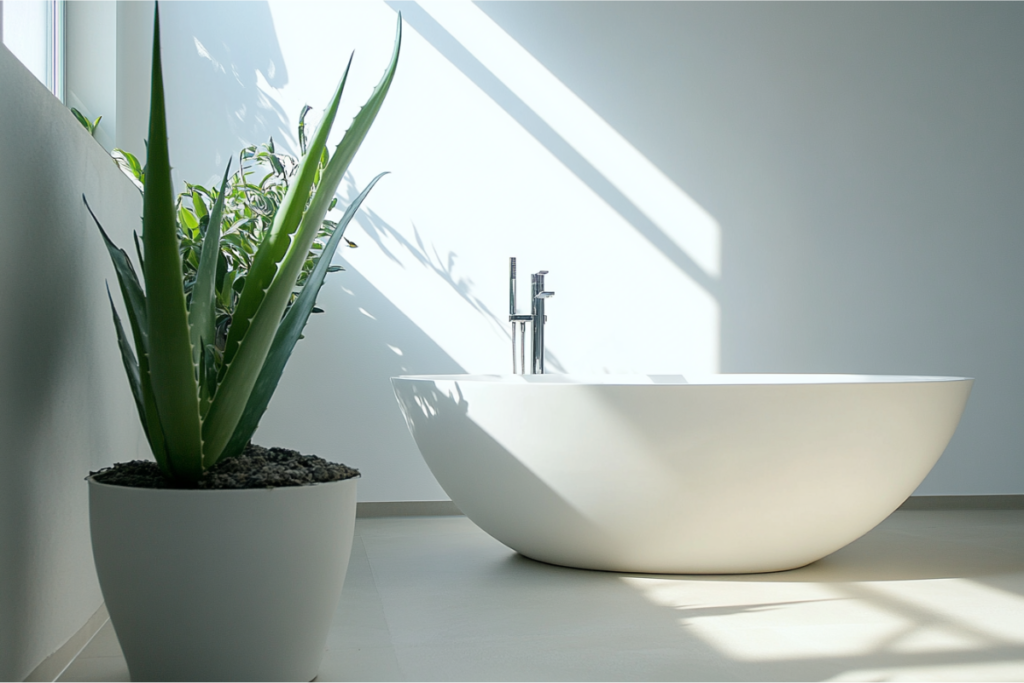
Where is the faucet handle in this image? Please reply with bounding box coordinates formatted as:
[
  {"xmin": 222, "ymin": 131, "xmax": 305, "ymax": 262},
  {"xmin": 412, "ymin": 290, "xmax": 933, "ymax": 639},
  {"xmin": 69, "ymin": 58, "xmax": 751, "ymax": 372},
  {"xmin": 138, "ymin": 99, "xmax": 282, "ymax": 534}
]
[{"xmin": 535, "ymin": 291, "xmax": 555, "ymax": 299}]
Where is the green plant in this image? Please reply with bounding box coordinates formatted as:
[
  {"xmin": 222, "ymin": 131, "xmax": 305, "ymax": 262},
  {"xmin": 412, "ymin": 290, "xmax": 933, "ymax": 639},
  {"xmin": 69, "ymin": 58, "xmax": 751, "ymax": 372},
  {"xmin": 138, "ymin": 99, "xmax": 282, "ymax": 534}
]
[
  {"xmin": 111, "ymin": 148, "xmax": 144, "ymax": 191},
  {"xmin": 85, "ymin": 5, "xmax": 401, "ymax": 483},
  {"xmin": 113, "ymin": 114, "xmax": 358, "ymax": 353},
  {"xmin": 71, "ymin": 107, "xmax": 102, "ymax": 136}
]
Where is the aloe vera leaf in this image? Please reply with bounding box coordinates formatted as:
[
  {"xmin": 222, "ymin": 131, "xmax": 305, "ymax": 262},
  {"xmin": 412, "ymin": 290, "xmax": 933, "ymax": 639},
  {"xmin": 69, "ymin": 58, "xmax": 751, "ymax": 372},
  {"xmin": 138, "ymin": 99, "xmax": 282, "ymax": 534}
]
[
  {"xmin": 218, "ymin": 173, "xmax": 387, "ymax": 461},
  {"xmin": 202, "ymin": 343, "xmax": 219, "ymax": 406},
  {"xmin": 220, "ymin": 54, "xmax": 354, "ymax": 371},
  {"xmin": 142, "ymin": 4, "xmax": 204, "ymax": 481},
  {"xmin": 266, "ymin": 13, "xmax": 400, "ymax": 297},
  {"xmin": 200, "ymin": 272, "xmax": 294, "ymax": 465},
  {"xmin": 85, "ymin": 197, "xmax": 171, "ymax": 476},
  {"xmin": 138, "ymin": 351, "xmax": 172, "ymax": 479},
  {"xmin": 198, "ymin": 337, "xmax": 219, "ymax": 415},
  {"xmin": 189, "ymin": 162, "xmax": 231, "ymax": 372},
  {"xmin": 106, "ymin": 285, "xmax": 148, "ymax": 438},
  {"xmin": 104, "ymin": 284, "xmax": 173, "ymax": 478},
  {"xmin": 84, "ymin": 197, "xmax": 148, "ymax": 343},
  {"xmin": 133, "ymin": 232, "xmax": 145, "ymax": 277},
  {"xmin": 321, "ymin": 14, "xmax": 401, "ymax": 204}
]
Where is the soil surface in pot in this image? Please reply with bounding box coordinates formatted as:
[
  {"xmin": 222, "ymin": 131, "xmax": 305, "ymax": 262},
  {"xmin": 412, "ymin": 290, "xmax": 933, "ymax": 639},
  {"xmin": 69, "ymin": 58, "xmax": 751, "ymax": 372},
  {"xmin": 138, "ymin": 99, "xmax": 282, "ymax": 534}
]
[{"xmin": 90, "ymin": 444, "xmax": 359, "ymax": 489}]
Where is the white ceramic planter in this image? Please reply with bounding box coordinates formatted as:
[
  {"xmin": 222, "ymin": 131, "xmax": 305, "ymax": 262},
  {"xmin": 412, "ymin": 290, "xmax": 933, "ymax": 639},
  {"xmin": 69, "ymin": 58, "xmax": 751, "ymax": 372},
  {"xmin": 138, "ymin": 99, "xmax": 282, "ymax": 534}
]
[{"xmin": 88, "ymin": 476, "xmax": 357, "ymax": 682}]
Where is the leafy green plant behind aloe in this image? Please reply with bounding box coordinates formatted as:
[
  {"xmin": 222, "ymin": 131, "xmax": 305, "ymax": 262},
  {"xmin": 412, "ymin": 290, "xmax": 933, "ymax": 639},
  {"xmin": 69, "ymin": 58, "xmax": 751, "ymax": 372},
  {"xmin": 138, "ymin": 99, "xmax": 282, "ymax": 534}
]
[
  {"xmin": 71, "ymin": 107, "xmax": 102, "ymax": 136},
  {"xmin": 85, "ymin": 6, "xmax": 401, "ymax": 483},
  {"xmin": 113, "ymin": 111, "xmax": 357, "ymax": 354}
]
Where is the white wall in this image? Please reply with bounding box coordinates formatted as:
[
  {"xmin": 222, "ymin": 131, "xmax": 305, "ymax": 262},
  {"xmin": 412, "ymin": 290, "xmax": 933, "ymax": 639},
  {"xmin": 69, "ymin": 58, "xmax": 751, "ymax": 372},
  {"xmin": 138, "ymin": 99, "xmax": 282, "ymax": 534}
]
[
  {"xmin": 103, "ymin": 1, "xmax": 1024, "ymax": 499},
  {"xmin": 0, "ymin": 43, "xmax": 145, "ymax": 681},
  {"xmin": 66, "ymin": 0, "xmax": 117, "ymax": 152}
]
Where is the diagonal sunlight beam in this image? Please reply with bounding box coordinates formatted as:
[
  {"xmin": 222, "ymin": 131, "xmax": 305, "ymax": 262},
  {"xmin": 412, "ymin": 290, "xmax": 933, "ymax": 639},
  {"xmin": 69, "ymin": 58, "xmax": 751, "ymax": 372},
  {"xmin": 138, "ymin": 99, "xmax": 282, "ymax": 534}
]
[{"xmin": 414, "ymin": 0, "xmax": 722, "ymax": 281}]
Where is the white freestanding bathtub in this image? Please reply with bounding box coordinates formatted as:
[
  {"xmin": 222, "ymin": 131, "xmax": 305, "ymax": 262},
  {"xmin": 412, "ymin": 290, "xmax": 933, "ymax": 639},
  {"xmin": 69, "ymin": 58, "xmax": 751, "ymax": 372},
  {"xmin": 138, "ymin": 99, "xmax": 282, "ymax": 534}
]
[{"xmin": 391, "ymin": 374, "xmax": 972, "ymax": 574}]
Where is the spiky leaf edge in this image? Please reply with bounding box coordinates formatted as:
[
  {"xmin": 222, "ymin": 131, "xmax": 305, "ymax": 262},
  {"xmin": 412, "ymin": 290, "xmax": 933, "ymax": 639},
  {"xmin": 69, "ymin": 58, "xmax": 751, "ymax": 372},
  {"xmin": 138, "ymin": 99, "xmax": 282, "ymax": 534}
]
[
  {"xmin": 217, "ymin": 172, "xmax": 388, "ymax": 462},
  {"xmin": 84, "ymin": 196, "xmax": 172, "ymax": 478},
  {"xmin": 190, "ymin": 162, "xmax": 231, "ymax": 412}
]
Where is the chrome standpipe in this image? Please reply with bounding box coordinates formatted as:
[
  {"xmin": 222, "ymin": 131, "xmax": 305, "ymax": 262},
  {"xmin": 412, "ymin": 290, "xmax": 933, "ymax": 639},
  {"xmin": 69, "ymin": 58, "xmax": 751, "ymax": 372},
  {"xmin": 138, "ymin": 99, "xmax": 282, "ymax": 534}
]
[
  {"xmin": 508, "ymin": 257, "xmax": 554, "ymax": 374},
  {"xmin": 531, "ymin": 271, "xmax": 554, "ymax": 374}
]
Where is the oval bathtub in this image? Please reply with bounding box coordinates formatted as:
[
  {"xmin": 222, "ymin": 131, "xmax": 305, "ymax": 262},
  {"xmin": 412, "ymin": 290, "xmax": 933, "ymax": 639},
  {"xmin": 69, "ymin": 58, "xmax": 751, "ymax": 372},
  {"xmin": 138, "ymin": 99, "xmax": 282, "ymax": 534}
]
[{"xmin": 391, "ymin": 374, "xmax": 972, "ymax": 574}]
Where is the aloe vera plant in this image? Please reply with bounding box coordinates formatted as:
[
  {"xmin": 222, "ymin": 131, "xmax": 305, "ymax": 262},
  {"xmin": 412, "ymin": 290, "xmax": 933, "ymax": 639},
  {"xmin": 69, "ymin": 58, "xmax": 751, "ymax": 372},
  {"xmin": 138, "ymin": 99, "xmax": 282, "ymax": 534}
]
[{"xmin": 85, "ymin": 5, "xmax": 401, "ymax": 483}]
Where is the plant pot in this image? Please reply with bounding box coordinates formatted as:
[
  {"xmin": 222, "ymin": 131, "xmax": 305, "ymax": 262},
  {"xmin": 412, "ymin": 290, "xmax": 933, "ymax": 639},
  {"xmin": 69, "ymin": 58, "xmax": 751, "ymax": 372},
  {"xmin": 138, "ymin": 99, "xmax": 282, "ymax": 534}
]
[{"xmin": 88, "ymin": 475, "xmax": 358, "ymax": 682}]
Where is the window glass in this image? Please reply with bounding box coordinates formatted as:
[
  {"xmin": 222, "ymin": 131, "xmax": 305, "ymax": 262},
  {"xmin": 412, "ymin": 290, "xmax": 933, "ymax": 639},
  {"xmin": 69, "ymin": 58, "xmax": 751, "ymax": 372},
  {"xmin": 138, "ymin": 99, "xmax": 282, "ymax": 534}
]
[{"xmin": 2, "ymin": 0, "xmax": 64, "ymax": 101}]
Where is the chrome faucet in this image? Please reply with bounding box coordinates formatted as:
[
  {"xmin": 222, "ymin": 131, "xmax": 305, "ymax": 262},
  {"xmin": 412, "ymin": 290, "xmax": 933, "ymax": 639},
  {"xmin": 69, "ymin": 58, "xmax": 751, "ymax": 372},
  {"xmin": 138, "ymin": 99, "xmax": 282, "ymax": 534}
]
[{"xmin": 508, "ymin": 257, "xmax": 554, "ymax": 374}]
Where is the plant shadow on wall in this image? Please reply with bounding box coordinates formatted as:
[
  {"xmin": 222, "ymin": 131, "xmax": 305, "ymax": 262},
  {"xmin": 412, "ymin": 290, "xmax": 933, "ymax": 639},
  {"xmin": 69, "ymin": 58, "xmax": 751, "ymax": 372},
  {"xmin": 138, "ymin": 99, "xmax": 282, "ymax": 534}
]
[
  {"xmin": 159, "ymin": 1, "xmax": 290, "ymax": 182},
  {"xmin": 343, "ymin": 172, "xmax": 567, "ymax": 374}
]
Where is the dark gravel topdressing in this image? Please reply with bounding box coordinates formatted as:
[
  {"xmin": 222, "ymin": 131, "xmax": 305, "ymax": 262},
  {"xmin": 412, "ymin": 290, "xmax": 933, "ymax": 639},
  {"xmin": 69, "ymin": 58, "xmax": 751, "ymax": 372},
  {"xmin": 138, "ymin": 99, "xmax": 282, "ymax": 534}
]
[{"xmin": 90, "ymin": 444, "xmax": 359, "ymax": 490}]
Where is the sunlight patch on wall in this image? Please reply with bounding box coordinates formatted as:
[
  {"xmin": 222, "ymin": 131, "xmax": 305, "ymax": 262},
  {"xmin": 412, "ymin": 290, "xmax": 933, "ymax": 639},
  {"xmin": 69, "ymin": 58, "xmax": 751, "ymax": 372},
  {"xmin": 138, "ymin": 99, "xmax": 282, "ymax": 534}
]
[
  {"xmin": 259, "ymin": 0, "xmax": 719, "ymax": 376},
  {"xmin": 421, "ymin": 0, "xmax": 722, "ymax": 279}
]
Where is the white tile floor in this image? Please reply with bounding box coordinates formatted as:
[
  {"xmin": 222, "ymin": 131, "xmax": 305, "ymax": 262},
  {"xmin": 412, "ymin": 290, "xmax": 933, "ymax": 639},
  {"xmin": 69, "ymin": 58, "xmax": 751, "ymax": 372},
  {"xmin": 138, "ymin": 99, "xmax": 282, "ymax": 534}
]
[{"xmin": 59, "ymin": 509, "xmax": 1024, "ymax": 682}]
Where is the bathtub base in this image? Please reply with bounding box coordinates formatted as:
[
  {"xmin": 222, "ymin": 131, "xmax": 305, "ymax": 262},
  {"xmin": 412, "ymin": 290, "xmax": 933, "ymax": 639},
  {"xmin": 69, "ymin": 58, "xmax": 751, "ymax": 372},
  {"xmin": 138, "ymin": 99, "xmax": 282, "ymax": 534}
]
[{"xmin": 515, "ymin": 551, "xmax": 817, "ymax": 576}]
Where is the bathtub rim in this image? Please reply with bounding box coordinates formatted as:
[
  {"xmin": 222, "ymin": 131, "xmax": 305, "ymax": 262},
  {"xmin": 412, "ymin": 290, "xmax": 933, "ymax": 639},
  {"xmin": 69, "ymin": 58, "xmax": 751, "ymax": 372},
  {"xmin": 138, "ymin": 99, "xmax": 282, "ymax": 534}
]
[{"xmin": 391, "ymin": 373, "xmax": 973, "ymax": 386}]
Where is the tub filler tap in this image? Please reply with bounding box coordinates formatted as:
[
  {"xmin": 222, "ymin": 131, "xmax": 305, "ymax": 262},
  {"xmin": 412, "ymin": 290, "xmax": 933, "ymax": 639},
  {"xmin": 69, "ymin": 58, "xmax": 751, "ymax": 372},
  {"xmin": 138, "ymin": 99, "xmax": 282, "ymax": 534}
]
[{"xmin": 508, "ymin": 257, "xmax": 554, "ymax": 374}]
